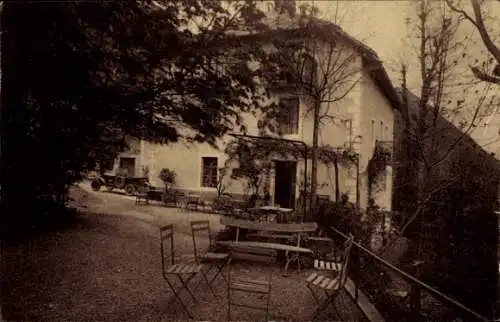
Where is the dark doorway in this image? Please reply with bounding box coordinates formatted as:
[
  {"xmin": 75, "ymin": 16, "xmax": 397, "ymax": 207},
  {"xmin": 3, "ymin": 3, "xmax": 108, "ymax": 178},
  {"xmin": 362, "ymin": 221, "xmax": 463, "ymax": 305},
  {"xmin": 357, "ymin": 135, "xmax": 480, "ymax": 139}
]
[
  {"xmin": 274, "ymin": 160, "xmax": 297, "ymax": 209},
  {"xmin": 119, "ymin": 157, "xmax": 136, "ymax": 177}
]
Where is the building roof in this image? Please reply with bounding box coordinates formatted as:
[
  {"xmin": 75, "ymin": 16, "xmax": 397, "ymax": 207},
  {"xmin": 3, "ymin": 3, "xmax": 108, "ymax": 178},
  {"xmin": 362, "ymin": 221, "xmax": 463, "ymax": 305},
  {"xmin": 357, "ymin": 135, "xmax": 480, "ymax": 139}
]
[
  {"xmin": 394, "ymin": 88, "xmax": 500, "ymax": 167},
  {"xmin": 229, "ymin": 12, "xmax": 401, "ymax": 111}
]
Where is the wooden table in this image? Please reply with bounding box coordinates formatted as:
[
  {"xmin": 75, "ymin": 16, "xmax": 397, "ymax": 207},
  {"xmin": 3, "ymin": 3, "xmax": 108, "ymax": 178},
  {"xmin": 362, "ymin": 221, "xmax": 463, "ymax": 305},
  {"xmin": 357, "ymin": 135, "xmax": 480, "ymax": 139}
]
[{"xmin": 217, "ymin": 240, "xmax": 312, "ymax": 275}]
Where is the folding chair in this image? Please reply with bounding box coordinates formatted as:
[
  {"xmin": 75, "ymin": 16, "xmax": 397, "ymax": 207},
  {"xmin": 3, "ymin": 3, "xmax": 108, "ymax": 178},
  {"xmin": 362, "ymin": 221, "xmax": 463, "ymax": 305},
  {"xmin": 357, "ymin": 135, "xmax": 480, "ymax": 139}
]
[
  {"xmin": 305, "ymin": 234, "xmax": 354, "ymax": 320},
  {"xmin": 186, "ymin": 194, "xmax": 200, "ymax": 211},
  {"xmin": 160, "ymin": 224, "xmax": 210, "ymax": 319},
  {"xmin": 227, "ymin": 246, "xmax": 276, "ymax": 321},
  {"xmin": 190, "ymin": 220, "xmax": 229, "ymax": 292},
  {"xmin": 135, "ymin": 182, "xmax": 149, "ymax": 205}
]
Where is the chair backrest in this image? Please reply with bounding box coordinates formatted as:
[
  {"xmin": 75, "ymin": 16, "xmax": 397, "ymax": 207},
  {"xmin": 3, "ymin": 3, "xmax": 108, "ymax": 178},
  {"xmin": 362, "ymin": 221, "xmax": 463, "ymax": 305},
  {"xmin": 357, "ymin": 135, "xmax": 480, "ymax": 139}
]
[
  {"xmin": 339, "ymin": 235, "xmax": 354, "ymax": 286},
  {"xmin": 137, "ymin": 183, "xmax": 150, "ymax": 194},
  {"xmin": 227, "ymin": 246, "xmax": 277, "ymax": 281},
  {"xmin": 190, "ymin": 220, "xmax": 212, "ymax": 261},
  {"xmin": 160, "ymin": 224, "xmax": 175, "ymax": 273},
  {"xmin": 229, "ymin": 246, "xmax": 277, "ymax": 264}
]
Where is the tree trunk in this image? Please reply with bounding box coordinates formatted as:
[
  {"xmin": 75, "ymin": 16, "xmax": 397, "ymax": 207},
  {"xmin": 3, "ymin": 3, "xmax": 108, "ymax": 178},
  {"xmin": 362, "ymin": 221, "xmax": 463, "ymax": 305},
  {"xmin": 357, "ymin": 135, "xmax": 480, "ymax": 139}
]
[
  {"xmin": 334, "ymin": 156, "xmax": 340, "ymax": 202},
  {"xmin": 310, "ymin": 97, "xmax": 321, "ymax": 212}
]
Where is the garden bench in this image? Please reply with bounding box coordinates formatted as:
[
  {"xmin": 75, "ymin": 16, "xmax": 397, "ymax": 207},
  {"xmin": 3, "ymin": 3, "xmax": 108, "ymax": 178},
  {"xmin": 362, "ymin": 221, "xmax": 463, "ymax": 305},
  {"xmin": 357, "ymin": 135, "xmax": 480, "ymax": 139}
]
[{"xmin": 217, "ymin": 217, "xmax": 317, "ymax": 275}]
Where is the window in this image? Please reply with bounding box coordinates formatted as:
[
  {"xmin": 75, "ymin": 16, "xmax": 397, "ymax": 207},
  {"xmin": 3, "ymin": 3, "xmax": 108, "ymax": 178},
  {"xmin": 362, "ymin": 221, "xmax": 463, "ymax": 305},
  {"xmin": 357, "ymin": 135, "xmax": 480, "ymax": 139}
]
[
  {"xmin": 345, "ymin": 119, "xmax": 352, "ymax": 142},
  {"xmin": 301, "ymin": 54, "xmax": 317, "ymax": 85},
  {"xmin": 278, "ymin": 97, "xmax": 300, "ymax": 135},
  {"xmin": 201, "ymin": 157, "xmax": 218, "ymax": 188},
  {"xmin": 379, "ymin": 120, "xmax": 384, "ymax": 141},
  {"xmin": 384, "ymin": 126, "xmax": 389, "ymax": 141},
  {"xmin": 102, "ymin": 159, "xmax": 115, "ymax": 172}
]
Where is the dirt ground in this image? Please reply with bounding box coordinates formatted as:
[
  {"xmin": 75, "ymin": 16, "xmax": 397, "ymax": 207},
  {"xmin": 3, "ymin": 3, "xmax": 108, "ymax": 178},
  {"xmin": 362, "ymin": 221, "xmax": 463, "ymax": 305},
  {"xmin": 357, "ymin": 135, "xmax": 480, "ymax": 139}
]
[{"xmin": 1, "ymin": 184, "xmax": 367, "ymax": 321}]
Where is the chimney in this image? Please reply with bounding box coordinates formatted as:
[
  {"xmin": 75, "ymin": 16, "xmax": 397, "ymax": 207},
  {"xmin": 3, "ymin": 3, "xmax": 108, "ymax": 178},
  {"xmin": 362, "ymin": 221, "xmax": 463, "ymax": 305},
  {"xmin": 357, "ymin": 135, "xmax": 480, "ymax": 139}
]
[{"xmin": 274, "ymin": 0, "xmax": 296, "ymax": 17}]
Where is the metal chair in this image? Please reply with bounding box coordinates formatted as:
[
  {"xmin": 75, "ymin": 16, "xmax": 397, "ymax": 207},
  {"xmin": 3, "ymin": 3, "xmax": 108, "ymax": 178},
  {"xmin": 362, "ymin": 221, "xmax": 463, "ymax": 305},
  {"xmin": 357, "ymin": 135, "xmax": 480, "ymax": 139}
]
[
  {"xmin": 186, "ymin": 193, "xmax": 201, "ymax": 211},
  {"xmin": 160, "ymin": 224, "xmax": 208, "ymax": 319},
  {"xmin": 305, "ymin": 234, "xmax": 354, "ymax": 320},
  {"xmin": 190, "ymin": 220, "xmax": 229, "ymax": 292},
  {"xmin": 227, "ymin": 245, "xmax": 276, "ymax": 321},
  {"xmin": 135, "ymin": 181, "xmax": 150, "ymax": 205}
]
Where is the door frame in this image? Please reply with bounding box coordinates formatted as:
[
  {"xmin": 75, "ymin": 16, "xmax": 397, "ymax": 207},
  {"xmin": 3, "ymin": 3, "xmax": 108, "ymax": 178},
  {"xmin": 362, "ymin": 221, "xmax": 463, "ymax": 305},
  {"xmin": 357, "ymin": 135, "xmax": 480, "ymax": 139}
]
[{"xmin": 273, "ymin": 160, "xmax": 297, "ymax": 209}]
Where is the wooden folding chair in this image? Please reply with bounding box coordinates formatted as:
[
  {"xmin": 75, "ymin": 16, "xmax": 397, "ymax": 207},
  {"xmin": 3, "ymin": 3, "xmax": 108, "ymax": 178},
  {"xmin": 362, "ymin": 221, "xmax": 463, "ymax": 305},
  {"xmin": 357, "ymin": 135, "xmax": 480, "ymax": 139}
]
[
  {"xmin": 227, "ymin": 246, "xmax": 276, "ymax": 321},
  {"xmin": 305, "ymin": 234, "xmax": 354, "ymax": 320},
  {"xmin": 160, "ymin": 224, "xmax": 208, "ymax": 319},
  {"xmin": 190, "ymin": 220, "xmax": 229, "ymax": 292},
  {"xmin": 135, "ymin": 182, "xmax": 149, "ymax": 205}
]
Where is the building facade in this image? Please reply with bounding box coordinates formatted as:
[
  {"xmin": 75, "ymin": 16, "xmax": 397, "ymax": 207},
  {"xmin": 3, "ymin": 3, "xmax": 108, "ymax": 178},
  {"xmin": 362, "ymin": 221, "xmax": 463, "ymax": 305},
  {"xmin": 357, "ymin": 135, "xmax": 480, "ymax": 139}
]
[{"xmin": 106, "ymin": 8, "xmax": 399, "ymax": 211}]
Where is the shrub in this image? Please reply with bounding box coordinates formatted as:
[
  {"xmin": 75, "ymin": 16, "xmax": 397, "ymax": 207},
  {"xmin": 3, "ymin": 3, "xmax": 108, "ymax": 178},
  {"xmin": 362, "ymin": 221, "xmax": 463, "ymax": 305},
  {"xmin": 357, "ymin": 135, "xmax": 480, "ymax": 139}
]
[{"xmin": 159, "ymin": 168, "xmax": 176, "ymax": 191}]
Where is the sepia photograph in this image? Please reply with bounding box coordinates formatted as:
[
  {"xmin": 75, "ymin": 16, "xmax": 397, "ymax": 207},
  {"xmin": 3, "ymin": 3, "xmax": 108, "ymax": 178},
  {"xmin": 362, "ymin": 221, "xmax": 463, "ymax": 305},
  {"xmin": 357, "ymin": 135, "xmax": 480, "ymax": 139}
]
[{"xmin": 1, "ymin": 0, "xmax": 500, "ymax": 321}]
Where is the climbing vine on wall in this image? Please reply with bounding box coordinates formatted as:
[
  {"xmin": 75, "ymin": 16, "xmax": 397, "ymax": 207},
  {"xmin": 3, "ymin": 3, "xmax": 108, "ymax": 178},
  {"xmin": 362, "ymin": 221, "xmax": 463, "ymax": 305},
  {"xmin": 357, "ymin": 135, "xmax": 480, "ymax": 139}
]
[{"xmin": 367, "ymin": 141, "xmax": 392, "ymax": 199}]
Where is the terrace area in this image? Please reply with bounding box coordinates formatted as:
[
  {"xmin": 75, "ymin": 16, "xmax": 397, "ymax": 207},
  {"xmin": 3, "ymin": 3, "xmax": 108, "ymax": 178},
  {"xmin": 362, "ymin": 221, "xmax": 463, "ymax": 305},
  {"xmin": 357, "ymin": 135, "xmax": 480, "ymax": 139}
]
[
  {"xmin": 0, "ymin": 184, "xmax": 368, "ymax": 322},
  {"xmin": 1, "ymin": 183, "xmax": 494, "ymax": 322}
]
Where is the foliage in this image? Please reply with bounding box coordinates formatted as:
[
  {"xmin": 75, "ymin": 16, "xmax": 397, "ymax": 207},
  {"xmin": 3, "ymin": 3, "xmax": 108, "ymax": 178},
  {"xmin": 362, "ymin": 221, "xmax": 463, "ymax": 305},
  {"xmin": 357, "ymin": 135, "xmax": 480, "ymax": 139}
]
[
  {"xmin": 393, "ymin": 2, "xmax": 500, "ymax": 314},
  {"xmin": 224, "ymin": 138, "xmax": 294, "ymax": 198},
  {"xmin": 1, "ymin": 0, "xmax": 273, "ymax": 224},
  {"xmin": 159, "ymin": 168, "xmax": 176, "ymax": 191},
  {"xmin": 393, "ymin": 0, "xmax": 497, "ymax": 236},
  {"xmin": 367, "ymin": 141, "xmax": 392, "ymax": 199},
  {"xmin": 215, "ymin": 166, "xmax": 231, "ymax": 198},
  {"xmin": 142, "ymin": 165, "xmax": 150, "ymax": 179}
]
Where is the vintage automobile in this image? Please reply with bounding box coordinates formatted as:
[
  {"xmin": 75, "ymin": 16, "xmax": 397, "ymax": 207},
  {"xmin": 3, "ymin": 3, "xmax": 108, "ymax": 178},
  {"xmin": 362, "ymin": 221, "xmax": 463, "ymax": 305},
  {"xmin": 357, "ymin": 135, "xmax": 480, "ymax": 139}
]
[{"xmin": 90, "ymin": 174, "xmax": 150, "ymax": 196}]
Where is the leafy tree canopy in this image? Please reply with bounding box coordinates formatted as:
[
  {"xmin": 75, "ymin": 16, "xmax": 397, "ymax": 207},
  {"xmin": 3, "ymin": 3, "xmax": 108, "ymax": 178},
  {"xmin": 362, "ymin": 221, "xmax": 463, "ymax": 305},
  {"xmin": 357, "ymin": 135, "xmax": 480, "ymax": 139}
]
[{"xmin": 1, "ymin": 0, "xmax": 272, "ymax": 217}]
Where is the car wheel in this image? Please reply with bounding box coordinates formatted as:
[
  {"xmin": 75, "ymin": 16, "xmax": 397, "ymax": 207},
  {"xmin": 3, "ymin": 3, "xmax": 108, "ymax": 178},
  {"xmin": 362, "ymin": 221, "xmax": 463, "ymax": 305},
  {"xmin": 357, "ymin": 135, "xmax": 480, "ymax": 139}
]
[
  {"xmin": 91, "ymin": 180, "xmax": 102, "ymax": 192},
  {"xmin": 124, "ymin": 184, "xmax": 136, "ymax": 196}
]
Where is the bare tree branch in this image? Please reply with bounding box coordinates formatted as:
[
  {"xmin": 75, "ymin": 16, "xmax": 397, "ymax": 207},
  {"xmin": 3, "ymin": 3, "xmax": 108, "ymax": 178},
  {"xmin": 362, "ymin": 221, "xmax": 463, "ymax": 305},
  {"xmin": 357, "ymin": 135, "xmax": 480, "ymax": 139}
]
[{"xmin": 446, "ymin": 0, "xmax": 500, "ymax": 84}]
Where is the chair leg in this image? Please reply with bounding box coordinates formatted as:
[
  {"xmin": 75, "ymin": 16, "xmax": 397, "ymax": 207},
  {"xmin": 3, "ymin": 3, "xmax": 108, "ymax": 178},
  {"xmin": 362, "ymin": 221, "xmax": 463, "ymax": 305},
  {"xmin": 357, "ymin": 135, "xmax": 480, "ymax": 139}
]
[
  {"xmin": 206, "ymin": 262, "xmax": 228, "ymax": 285},
  {"xmin": 227, "ymin": 288, "xmax": 231, "ymax": 321},
  {"xmin": 306, "ymin": 282, "xmax": 321, "ymax": 305},
  {"xmin": 283, "ymin": 251, "xmax": 291, "ymax": 277},
  {"xmin": 311, "ymin": 291, "xmax": 339, "ymax": 321},
  {"xmin": 200, "ymin": 267, "xmax": 218, "ymax": 298},
  {"xmin": 165, "ymin": 277, "xmax": 194, "ymax": 319},
  {"xmin": 266, "ymin": 288, "xmax": 272, "ymax": 321},
  {"xmin": 176, "ymin": 275, "xmax": 198, "ymax": 302}
]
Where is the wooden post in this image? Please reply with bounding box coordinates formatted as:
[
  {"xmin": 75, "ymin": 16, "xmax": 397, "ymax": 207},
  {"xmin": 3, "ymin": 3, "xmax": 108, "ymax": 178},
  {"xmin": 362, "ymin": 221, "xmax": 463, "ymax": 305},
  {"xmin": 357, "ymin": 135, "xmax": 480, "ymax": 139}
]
[
  {"xmin": 352, "ymin": 246, "xmax": 360, "ymax": 301},
  {"xmin": 410, "ymin": 260, "xmax": 423, "ymax": 320}
]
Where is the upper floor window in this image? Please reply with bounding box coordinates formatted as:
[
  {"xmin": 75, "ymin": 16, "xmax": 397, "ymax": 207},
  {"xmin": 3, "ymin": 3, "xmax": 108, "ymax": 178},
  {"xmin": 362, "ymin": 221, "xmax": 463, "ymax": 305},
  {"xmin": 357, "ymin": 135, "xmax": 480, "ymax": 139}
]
[
  {"xmin": 277, "ymin": 97, "xmax": 300, "ymax": 135},
  {"xmin": 201, "ymin": 157, "xmax": 218, "ymax": 188},
  {"xmin": 344, "ymin": 119, "xmax": 352, "ymax": 143},
  {"xmin": 379, "ymin": 120, "xmax": 384, "ymax": 141},
  {"xmin": 301, "ymin": 54, "xmax": 317, "ymax": 86},
  {"xmin": 101, "ymin": 159, "xmax": 115, "ymax": 172},
  {"xmin": 384, "ymin": 126, "xmax": 389, "ymax": 141}
]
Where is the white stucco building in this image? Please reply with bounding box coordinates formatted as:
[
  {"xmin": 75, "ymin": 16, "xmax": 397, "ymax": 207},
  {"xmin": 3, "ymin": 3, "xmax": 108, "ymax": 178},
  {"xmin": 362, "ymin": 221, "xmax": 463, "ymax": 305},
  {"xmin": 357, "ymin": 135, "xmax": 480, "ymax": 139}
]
[{"xmin": 107, "ymin": 4, "xmax": 400, "ymax": 211}]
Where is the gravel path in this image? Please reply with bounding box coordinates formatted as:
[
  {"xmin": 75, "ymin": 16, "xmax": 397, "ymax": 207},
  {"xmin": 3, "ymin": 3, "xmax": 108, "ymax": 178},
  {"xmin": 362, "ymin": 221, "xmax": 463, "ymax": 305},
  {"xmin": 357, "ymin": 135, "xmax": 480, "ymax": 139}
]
[{"xmin": 1, "ymin": 184, "xmax": 367, "ymax": 321}]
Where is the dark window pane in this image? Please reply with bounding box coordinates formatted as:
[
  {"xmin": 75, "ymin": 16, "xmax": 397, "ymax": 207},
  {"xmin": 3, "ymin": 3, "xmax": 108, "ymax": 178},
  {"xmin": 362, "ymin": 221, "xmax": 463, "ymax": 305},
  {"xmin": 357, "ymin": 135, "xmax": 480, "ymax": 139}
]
[
  {"xmin": 278, "ymin": 97, "xmax": 299, "ymax": 135},
  {"xmin": 201, "ymin": 157, "xmax": 218, "ymax": 188}
]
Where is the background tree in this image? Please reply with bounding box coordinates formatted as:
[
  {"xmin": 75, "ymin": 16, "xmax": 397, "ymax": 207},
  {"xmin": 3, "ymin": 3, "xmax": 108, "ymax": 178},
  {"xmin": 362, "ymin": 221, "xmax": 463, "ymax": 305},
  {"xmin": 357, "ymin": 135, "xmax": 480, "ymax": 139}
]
[
  {"xmin": 388, "ymin": 0, "xmax": 499, "ymax": 317},
  {"xmin": 446, "ymin": 0, "xmax": 500, "ymax": 85},
  {"xmin": 259, "ymin": 2, "xmax": 364, "ymax": 210},
  {"xmin": 392, "ymin": 0, "xmax": 496, "ymax": 238},
  {"xmin": 1, "ymin": 0, "xmax": 271, "ymax": 230}
]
